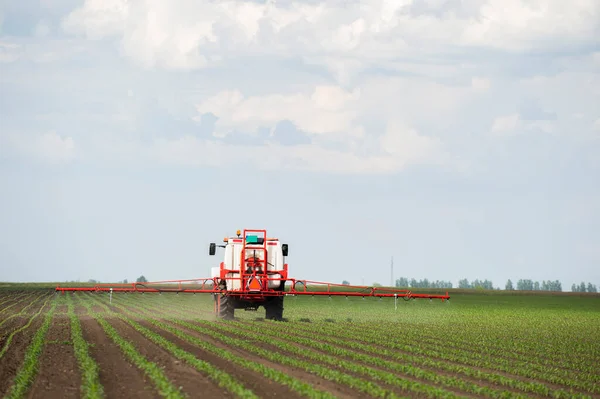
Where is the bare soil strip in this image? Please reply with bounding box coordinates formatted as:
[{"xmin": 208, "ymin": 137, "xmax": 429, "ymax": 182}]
[
  {"xmin": 141, "ymin": 318, "xmax": 366, "ymax": 399},
  {"xmin": 0, "ymin": 316, "xmax": 45, "ymax": 397},
  {"xmin": 107, "ymin": 295, "xmax": 366, "ymax": 399},
  {"xmin": 237, "ymin": 321, "xmax": 548, "ymax": 399},
  {"xmin": 125, "ymin": 298, "xmax": 433, "ymax": 398},
  {"xmin": 79, "ymin": 313, "xmax": 162, "ymax": 398},
  {"xmin": 0, "ymin": 293, "xmax": 37, "ymax": 316},
  {"xmin": 197, "ymin": 321, "xmax": 462, "ymax": 399},
  {"xmin": 106, "ymin": 316, "xmax": 234, "ymax": 398},
  {"xmin": 104, "ymin": 296, "xmax": 305, "ymax": 399},
  {"xmin": 300, "ymin": 323, "xmax": 594, "ymax": 395},
  {"xmin": 0, "ymin": 294, "xmax": 49, "ymax": 336},
  {"xmin": 27, "ymin": 306, "xmax": 81, "ymax": 399}
]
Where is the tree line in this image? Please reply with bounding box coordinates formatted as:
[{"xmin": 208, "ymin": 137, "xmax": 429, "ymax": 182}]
[
  {"xmin": 571, "ymin": 282, "xmax": 598, "ymax": 293},
  {"xmin": 389, "ymin": 277, "xmax": 598, "ymax": 292},
  {"xmin": 394, "ymin": 278, "xmax": 454, "ymax": 289},
  {"xmin": 505, "ymin": 279, "xmax": 563, "ymax": 291}
]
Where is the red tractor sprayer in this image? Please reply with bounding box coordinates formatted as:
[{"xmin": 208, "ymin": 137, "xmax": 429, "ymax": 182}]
[{"xmin": 56, "ymin": 229, "xmax": 450, "ymax": 320}]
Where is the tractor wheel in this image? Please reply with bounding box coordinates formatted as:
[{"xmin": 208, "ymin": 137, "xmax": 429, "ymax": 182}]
[
  {"xmin": 265, "ymin": 295, "xmax": 284, "ymax": 321},
  {"xmin": 215, "ymin": 294, "xmax": 235, "ymax": 320}
]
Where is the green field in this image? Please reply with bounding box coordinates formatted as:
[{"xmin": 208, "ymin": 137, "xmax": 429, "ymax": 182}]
[{"xmin": 0, "ymin": 284, "xmax": 599, "ymax": 398}]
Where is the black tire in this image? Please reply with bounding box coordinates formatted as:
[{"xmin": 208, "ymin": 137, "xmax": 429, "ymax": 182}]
[
  {"xmin": 216, "ymin": 294, "xmax": 235, "ymax": 320},
  {"xmin": 265, "ymin": 295, "xmax": 284, "ymax": 320}
]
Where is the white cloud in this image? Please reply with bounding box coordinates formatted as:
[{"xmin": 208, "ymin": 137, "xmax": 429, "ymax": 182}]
[
  {"xmin": 60, "ymin": 0, "xmax": 600, "ymax": 74},
  {"xmin": 195, "ymin": 85, "xmax": 361, "ymax": 137},
  {"xmin": 471, "ymin": 77, "xmax": 491, "ymax": 90},
  {"xmin": 33, "ymin": 20, "xmax": 51, "ymax": 38},
  {"xmin": 491, "ymin": 113, "xmax": 520, "ymax": 133},
  {"xmin": 490, "ymin": 112, "xmax": 556, "ymax": 136},
  {"xmin": 0, "ymin": 131, "xmax": 77, "ymax": 164},
  {"xmin": 0, "ymin": 42, "xmax": 21, "ymax": 63},
  {"xmin": 62, "ymin": 0, "xmax": 130, "ymax": 40},
  {"xmin": 150, "ymin": 130, "xmax": 447, "ymax": 174}
]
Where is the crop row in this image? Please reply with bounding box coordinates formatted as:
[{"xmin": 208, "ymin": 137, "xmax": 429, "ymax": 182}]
[
  {"xmin": 130, "ymin": 293, "xmax": 599, "ymax": 397},
  {"xmin": 0, "ymin": 293, "xmax": 50, "ymax": 329},
  {"xmin": 278, "ymin": 319, "xmax": 600, "ymax": 388},
  {"xmin": 66, "ymin": 293, "xmax": 104, "ymax": 399},
  {"xmin": 86, "ymin": 293, "xmax": 358, "ymax": 399},
  {"xmin": 0, "ymin": 292, "xmax": 39, "ymax": 316},
  {"xmin": 130, "ymin": 294, "xmax": 593, "ymax": 399},
  {"xmin": 78, "ymin": 297, "xmax": 187, "ymax": 398},
  {"xmin": 0, "ymin": 295, "xmax": 52, "ymax": 360},
  {"xmin": 0, "ymin": 292, "xmax": 29, "ymax": 309},
  {"xmin": 4, "ymin": 296, "xmax": 58, "ymax": 398},
  {"xmin": 102, "ymin": 293, "xmax": 502, "ymax": 399},
  {"xmin": 337, "ymin": 319, "xmax": 598, "ymax": 372}
]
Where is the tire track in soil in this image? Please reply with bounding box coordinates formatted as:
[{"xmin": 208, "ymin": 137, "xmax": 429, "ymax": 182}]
[
  {"xmin": 27, "ymin": 305, "xmax": 81, "ymax": 399},
  {"xmin": 105, "ymin": 297, "xmax": 366, "ymax": 399},
  {"xmin": 106, "ymin": 317, "xmax": 235, "ymax": 399},
  {"xmin": 0, "ymin": 314, "xmax": 45, "ymax": 397},
  {"xmin": 79, "ymin": 313, "xmax": 162, "ymax": 399}
]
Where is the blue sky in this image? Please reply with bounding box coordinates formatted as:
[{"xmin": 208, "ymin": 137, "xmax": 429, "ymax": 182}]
[{"xmin": 1, "ymin": 0, "xmax": 599, "ymax": 289}]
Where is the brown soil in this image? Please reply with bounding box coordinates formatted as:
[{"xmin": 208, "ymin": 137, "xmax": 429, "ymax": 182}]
[
  {"xmin": 296, "ymin": 322, "xmax": 595, "ymax": 395},
  {"xmin": 198, "ymin": 320, "xmax": 441, "ymax": 399},
  {"xmin": 106, "ymin": 316, "xmax": 234, "ymax": 398},
  {"xmin": 105, "ymin": 300, "xmax": 303, "ymax": 398},
  {"xmin": 151, "ymin": 318, "xmax": 370, "ymax": 399},
  {"xmin": 108, "ymin": 298, "xmax": 370, "ymax": 398},
  {"xmin": 0, "ymin": 293, "xmax": 37, "ymax": 317},
  {"xmin": 0, "ymin": 294, "xmax": 50, "ymax": 338},
  {"xmin": 0, "ymin": 309, "xmax": 46, "ymax": 396},
  {"xmin": 27, "ymin": 311, "xmax": 80, "ymax": 399},
  {"xmin": 79, "ymin": 314, "xmax": 162, "ymax": 398},
  {"xmin": 238, "ymin": 321, "xmax": 547, "ymax": 398}
]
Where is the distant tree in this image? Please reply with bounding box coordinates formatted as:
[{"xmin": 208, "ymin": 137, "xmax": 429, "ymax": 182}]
[
  {"xmin": 587, "ymin": 283, "xmax": 598, "ymax": 293},
  {"xmin": 505, "ymin": 279, "xmax": 514, "ymax": 290},
  {"xmin": 372, "ymin": 282, "xmax": 382, "ymax": 287},
  {"xmin": 136, "ymin": 275, "xmax": 148, "ymax": 283},
  {"xmin": 88, "ymin": 279, "xmax": 99, "ymax": 284},
  {"xmin": 534, "ymin": 281, "xmax": 540, "ymax": 291},
  {"xmin": 572, "ymin": 283, "xmax": 578, "ymax": 292},
  {"xmin": 579, "ymin": 282, "xmax": 586, "ymax": 292},
  {"xmin": 458, "ymin": 279, "xmax": 471, "ymax": 289},
  {"xmin": 342, "ymin": 280, "xmax": 350, "ymax": 285},
  {"xmin": 395, "ymin": 277, "xmax": 409, "ymax": 287},
  {"xmin": 516, "ymin": 279, "xmax": 534, "ymax": 290},
  {"xmin": 123, "ymin": 278, "xmax": 128, "ymax": 284}
]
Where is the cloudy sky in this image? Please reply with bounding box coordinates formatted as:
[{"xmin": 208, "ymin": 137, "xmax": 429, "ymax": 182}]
[{"xmin": 1, "ymin": 0, "xmax": 599, "ymax": 290}]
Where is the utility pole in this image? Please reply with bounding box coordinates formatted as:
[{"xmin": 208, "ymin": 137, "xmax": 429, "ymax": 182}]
[{"xmin": 390, "ymin": 256, "xmax": 394, "ymax": 287}]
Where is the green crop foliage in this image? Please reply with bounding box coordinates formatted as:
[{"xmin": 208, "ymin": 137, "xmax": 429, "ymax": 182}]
[
  {"xmin": 66, "ymin": 293, "xmax": 105, "ymax": 399},
  {"xmin": 3, "ymin": 285, "xmax": 598, "ymax": 399},
  {"xmin": 5, "ymin": 296, "xmax": 57, "ymax": 399}
]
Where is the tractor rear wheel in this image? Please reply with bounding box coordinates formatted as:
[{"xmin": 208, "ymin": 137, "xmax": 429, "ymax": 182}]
[
  {"xmin": 216, "ymin": 294, "xmax": 235, "ymax": 320},
  {"xmin": 265, "ymin": 295, "xmax": 284, "ymax": 320}
]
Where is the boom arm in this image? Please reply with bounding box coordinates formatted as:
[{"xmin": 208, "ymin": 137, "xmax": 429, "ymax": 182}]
[{"xmin": 55, "ymin": 277, "xmax": 450, "ymax": 301}]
